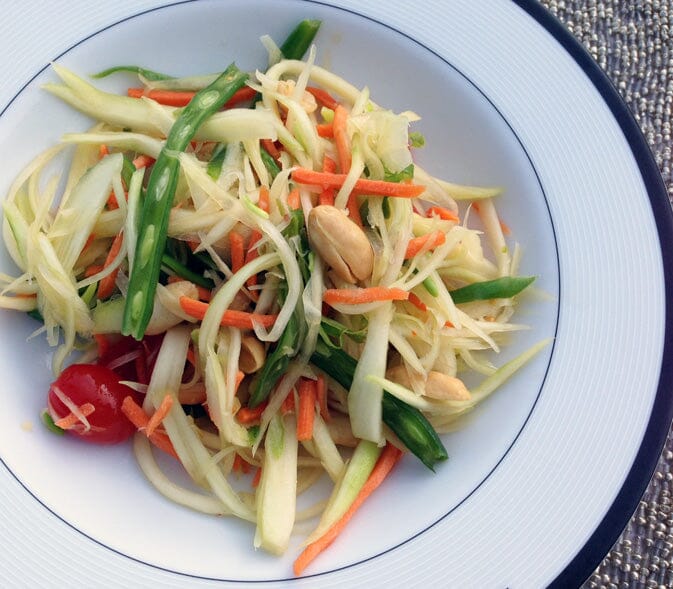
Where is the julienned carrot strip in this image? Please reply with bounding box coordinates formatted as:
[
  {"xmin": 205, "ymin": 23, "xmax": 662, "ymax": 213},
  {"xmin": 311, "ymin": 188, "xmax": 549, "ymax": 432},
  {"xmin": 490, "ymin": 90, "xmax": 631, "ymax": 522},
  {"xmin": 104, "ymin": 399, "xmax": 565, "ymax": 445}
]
[
  {"xmin": 236, "ymin": 401, "xmax": 269, "ymax": 424},
  {"xmin": 293, "ymin": 444, "xmax": 403, "ymax": 575},
  {"xmin": 257, "ymin": 186, "xmax": 270, "ymax": 213},
  {"xmin": 291, "ymin": 168, "xmax": 425, "ymax": 198},
  {"xmin": 323, "ymin": 287, "xmax": 409, "ymax": 306},
  {"xmin": 127, "ymin": 85, "xmax": 256, "ymax": 108},
  {"xmin": 287, "ymin": 188, "xmax": 301, "ymax": 210},
  {"xmin": 178, "ymin": 296, "xmax": 277, "ymax": 329},
  {"xmin": 223, "ymin": 86, "xmax": 257, "ymax": 108},
  {"xmin": 322, "ymin": 155, "xmax": 337, "ymax": 174},
  {"xmin": 296, "ymin": 379, "xmax": 317, "ymax": 441},
  {"xmin": 145, "ymin": 394, "xmax": 174, "ymax": 437},
  {"xmin": 99, "ymin": 145, "xmax": 109, "ymax": 159},
  {"xmin": 426, "ymin": 206, "xmax": 459, "ymax": 222},
  {"xmin": 318, "ymin": 156, "xmax": 337, "ymax": 205},
  {"xmin": 244, "ymin": 229, "xmax": 263, "ymax": 296},
  {"xmin": 404, "ymin": 230, "xmax": 446, "ymax": 260},
  {"xmin": 85, "ymin": 264, "xmax": 104, "ymax": 278},
  {"xmin": 306, "ymin": 86, "xmax": 339, "ymax": 110},
  {"xmin": 133, "ymin": 154, "xmax": 155, "ymax": 169},
  {"xmin": 97, "ymin": 231, "xmax": 125, "ymax": 299},
  {"xmin": 319, "ymin": 189, "xmax": 335, "ymax": 206},
  {"xmin": 281, "ymin": 389, "xmax": 296, "ymax": 415},
  {"xmin": 128, "ymin": 88, "xmax": 196, "ymax": 106},
  {"xmin": 54, "ymin": 403, "xmax": 96, "ymax": 430},
  {"xmin": 233, "ymin": 453, "xmax": 252, "ymax": 474},
  {"xmin": 316, "ymin": 123, "xmax": 334, "ymax": 138},
  {"xmin": 407, "ymin": 292, "xmax": 428, "ymax": 312},
  {"xmin": 252, "ymin": 467, "xmax": 262, "ymax": 488},
  {"xmin": 346, "ymin": 193, "xmax": 363, "ymax": 227},
  {"xmin": 316, "ymin": 374, "xmax": 330, "ymax": 421},
  {"xmin": 229, "ymin": 231, "xmax": 245, "ymax": 273},
  {"xmin": 121, "ymin": 396, "xmax": 179, "ymax": 459},
  {"xmin": 332, "ymin": 105, "xmax": 351, "ymax": 174},
  {"xmin": 261, "ymin": 138, "xmax": 281, "ymax": 161}
]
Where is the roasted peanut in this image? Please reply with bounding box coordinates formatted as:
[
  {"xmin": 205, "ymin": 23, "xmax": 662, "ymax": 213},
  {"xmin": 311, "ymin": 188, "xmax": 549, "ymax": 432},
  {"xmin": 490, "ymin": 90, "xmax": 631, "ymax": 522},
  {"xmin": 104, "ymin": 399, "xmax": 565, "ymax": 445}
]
[
  {"xmin": 425, "ymin": 372, "xmax": 471, "ymax": 401},
  {"xmin": 307, "ymin": 205, "xmax": 374, "ymax": 284},
  {"xmin": 386, "ymin": 364, "xmax": 471, "ymax": 401}
]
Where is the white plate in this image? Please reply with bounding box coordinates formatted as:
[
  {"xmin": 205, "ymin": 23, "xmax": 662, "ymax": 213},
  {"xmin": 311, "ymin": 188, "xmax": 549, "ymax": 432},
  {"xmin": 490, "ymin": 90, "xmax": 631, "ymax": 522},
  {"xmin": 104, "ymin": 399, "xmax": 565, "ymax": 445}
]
[{"xmin": 0, "ymin": 1, "xmax": 670, "ymax": 587}]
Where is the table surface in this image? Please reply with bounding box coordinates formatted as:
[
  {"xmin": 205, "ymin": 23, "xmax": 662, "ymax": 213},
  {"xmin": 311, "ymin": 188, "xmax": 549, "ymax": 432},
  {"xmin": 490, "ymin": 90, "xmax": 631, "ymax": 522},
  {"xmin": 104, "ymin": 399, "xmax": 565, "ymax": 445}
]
[{"xmin": 539, "ymin": 2, "xmax": 673, "ymax": 587}]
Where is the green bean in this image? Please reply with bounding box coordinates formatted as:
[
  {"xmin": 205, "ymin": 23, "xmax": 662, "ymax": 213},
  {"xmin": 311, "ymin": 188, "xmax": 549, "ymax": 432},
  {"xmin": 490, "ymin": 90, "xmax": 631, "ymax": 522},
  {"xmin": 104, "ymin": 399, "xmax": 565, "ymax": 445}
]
[
  {"xmin": 247, "ymin": 208, "xmax": 309, "ymax": 407},
  {"xmin": 207, "ymin": 143, "xmax": 227, "ymax": 180},
  {"xmin": 381, "ymin": 392, "xmax": 447, "ymax": 471},
  {"xmin": 422, "ymin": 276, "xmax": 439, "ymax": 297},
  {"xmin": 260, "ymin": 146, "xmax": 280, "ymax": 181},
  {"xmin": 248, "ymin": 311, "xmax": 301, "ymax": 408},
  {"xmin": 310, "ymin": 338, "xmax": 448, "ymax": 470},
  {"xmin": 449, "ymin": 275, "xmax": 535, "ymax": 304},
  {"xmin": 161, "ymin": 253, "xmax": 215, "ymax": 289},
  {"xmin": 280, "ymin": 19, "xmax": 322, "ymax": 59},
  {"xmin": 122, "ymin": 63, "xmax": 248, "ymax": 339}
]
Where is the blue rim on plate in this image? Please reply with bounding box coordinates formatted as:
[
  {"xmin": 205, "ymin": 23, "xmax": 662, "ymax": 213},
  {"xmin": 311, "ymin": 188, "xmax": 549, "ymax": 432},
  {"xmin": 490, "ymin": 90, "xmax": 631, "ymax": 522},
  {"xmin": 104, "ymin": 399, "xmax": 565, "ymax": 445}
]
[{"xmin": 510, "ymin": 1, "xmax": 673, "ymax": 586}]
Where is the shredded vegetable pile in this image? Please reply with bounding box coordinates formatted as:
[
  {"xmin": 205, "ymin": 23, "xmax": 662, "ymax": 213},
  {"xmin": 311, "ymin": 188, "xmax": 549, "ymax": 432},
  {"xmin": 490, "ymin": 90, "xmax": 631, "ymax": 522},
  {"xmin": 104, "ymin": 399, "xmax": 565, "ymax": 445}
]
[{"xmin": 0, "ymin": 20, "xmax": 547, "ymax": 574}]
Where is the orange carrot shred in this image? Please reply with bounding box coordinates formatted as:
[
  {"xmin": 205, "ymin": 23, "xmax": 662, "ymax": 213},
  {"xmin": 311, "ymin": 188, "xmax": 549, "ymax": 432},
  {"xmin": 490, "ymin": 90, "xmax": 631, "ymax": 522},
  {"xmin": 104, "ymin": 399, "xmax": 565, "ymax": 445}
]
[
  {"xmin": 281, "ymin": 389, "xmax": 296, "ymax": 415},
  {"xmin": 145, "ymin": 394, "xmax": 174, "ymax": 438},
  {"xmin": 426, "ymin": 206, "xmax": 460, "ymax": 222},
  {"xmin": 316, "ymin": 123, "xmax": 334, "ymax": 138},
  {"xmin": 293, "ymin": 444, "xmax": 403, "ymax": 575},
  {"xmin": 84, "ymin": 264, "xmax": 104, "ymax": 278},
  {"xmin": 99, "ymin": 145, "xmax": 109, "ymax": 159},
  {"xmin": 252, "ymin": 467, "xmax": 262, "ymax": 488},
  {"xmin": 407, "ymin": 292, "xmax": 428, "ymax": 312},
  {"xmin": 316, "ymin": 374, "xmax": 330, "ymax": 421},
  {"xmin": 287, "ymin": 188, "xmax": 301, "ymax": 211},
  {"xmin": 97, "ymin": 231, "xmax": 125, "ymax": 300},
  {"xmin": 54, "ymin": 403, "xmax": 96, "ymax": 430},
  {"xmin": 322, "ymin": 155, "xmax": 337, "ymax": 174},
  {"xmin": 318, "ymin": 156, "xmax": 337, "ymax": 205},
  {"xmin": 229, "ymin": 231, "xmax": 246, "ymax": 274},
  {"xmin": 236, "ymin": 401, "xmax": 269, "ymax": 424},
  {"xmin": 133, "ymin": 154, "xmax": 155, "ymax": 169},
  {"xmin": 296, "ymin": 379, "xmax": 317, "ymax": 441},
  {"xmin": 127, "ymin": 86, "xmax": 256, "ymax": 108},
  {"xmin": 332, "ymin": 105, "xmax": 351, "ymax": 174},
  {"xmin": 261, "ymin": 138, "xmax": 281, "ymax": 161},
  {"xmin": 257, "ymin": 186, "xmax": 270, "ymax": 213},
  {"xmin": 306, "ymin": 86, "xmax": 339, "ymax": 110},
  {"xmin": 346, "ymin": 193, "xmax": 363, "ymax": 227},
  {"xmin": 323, "ymin": 287, "xmax": 409, "ymax": 306},
  {"xmin": 404, "ymin": 230, "xmax": 446, "ymax": 260},
  {"xmin": 292, "ymin": 168, "xmax": 425, "ymax": 198},
  {"xmin": 178, "ymin": 296, "xmax": 277, "ymax": 329},
  {"xmin": 121, "ymin": 396, "xmax": 179, "ymax": 459}
]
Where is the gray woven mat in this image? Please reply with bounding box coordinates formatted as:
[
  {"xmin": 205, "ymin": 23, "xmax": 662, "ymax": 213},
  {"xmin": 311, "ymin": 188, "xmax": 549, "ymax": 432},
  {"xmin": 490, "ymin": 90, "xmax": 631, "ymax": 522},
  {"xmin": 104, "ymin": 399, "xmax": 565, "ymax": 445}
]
[{"xmin": 539, "ymin": 1, "xmax": 673, "ymax": 587}]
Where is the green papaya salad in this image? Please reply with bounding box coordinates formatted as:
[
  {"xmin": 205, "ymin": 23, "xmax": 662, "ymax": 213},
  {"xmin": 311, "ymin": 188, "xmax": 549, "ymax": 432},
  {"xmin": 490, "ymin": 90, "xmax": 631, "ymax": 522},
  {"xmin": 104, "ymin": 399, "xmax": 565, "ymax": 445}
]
[{"xmin": 0, "ymin": 19, "xmax": 547, "ymax": 574}]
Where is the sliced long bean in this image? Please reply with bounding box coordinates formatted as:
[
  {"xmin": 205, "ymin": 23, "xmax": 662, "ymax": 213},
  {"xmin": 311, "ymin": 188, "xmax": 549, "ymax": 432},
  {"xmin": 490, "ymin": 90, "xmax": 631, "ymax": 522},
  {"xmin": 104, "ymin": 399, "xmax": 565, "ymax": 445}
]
[
  {"xmin": 310, "ymin": 338, "xmax": 448, "ymax": 470},
  {"xmin": 449, "ymin": 275, "xmax": 535, "ymax": 304},
  {"xmin": 279, "ymin": 19, "xmax": 322, "ymax": 59},
  {"xmin": 122, "ymin": 63, "xmax": 248, "ymax": 339}
]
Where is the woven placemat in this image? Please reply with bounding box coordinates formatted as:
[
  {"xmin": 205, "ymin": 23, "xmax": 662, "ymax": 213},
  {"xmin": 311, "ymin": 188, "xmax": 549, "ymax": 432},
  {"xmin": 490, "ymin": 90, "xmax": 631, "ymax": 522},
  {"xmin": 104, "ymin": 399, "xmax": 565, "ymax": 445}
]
[{"xmin": 539, "ymin": 1, "xmax": 673, "ymax": 587}]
